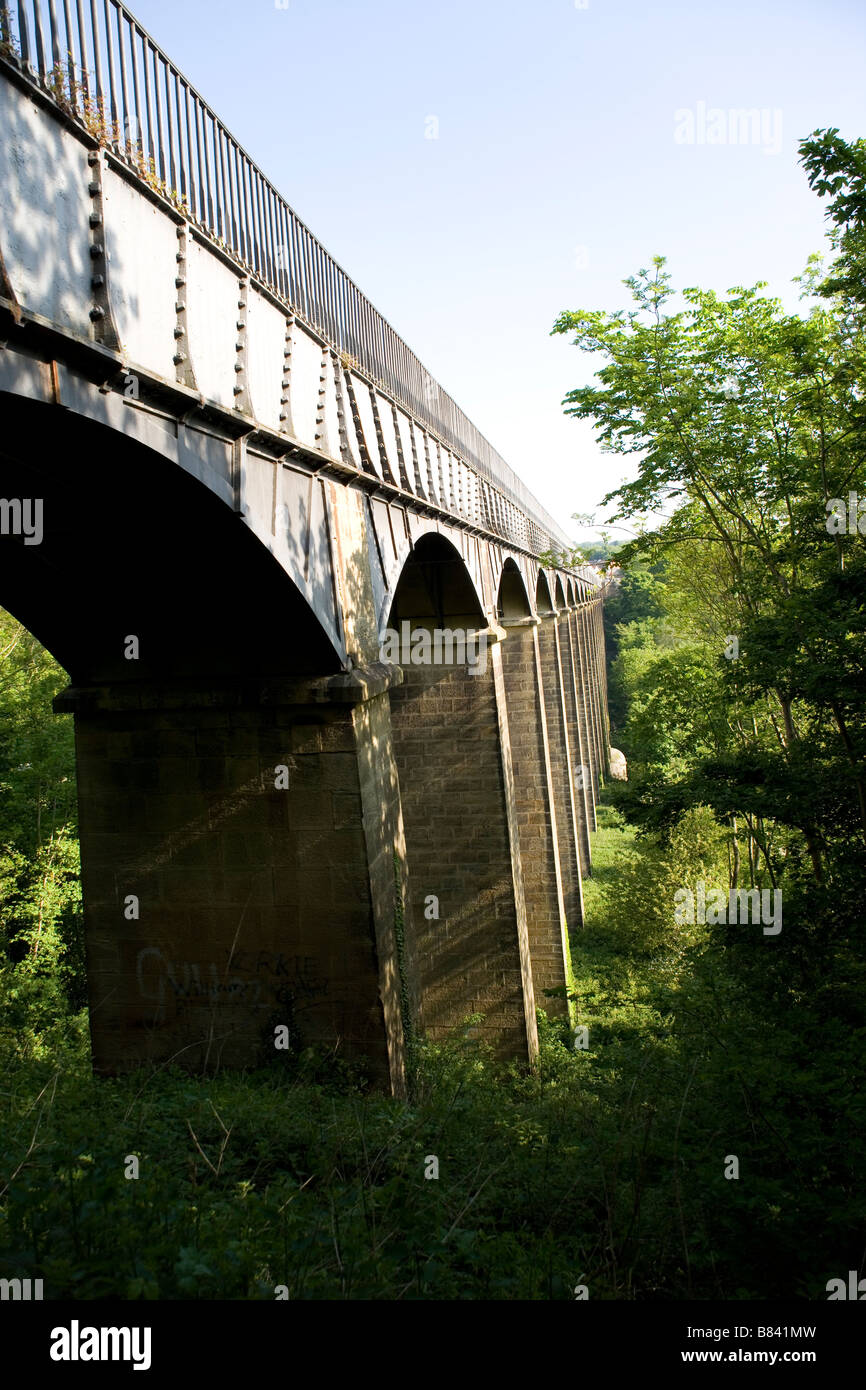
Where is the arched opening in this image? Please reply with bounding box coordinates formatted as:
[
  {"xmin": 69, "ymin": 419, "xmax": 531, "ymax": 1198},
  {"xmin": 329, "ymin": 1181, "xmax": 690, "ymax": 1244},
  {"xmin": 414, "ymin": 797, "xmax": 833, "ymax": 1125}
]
[
  {"xmin": 387, "ymin": 532, "xmax": 484, "ymax": 633},
  {"xmin": 386, "ymin": 534, "xmax": 535, "ymax": 1063},
  {"xmin": 0, "ymin": 600, "xmax": 86, "ymax": 1041},
  {"xmin": 496, "ymin": 558, "xmax": 532, "ymax": 621},
  {"xmin": 533, "ymin": 564, "xmax": 585, "ymax": 935},
  {"xmin": 0, "ymin": 394, "xmax": 394, "ymax": 1081},
  {"xmin": 567, "ymin": 579, "xmax": 576, "ymax": 607},
  {"xmin": 0, "ymin": 394, "xmax": 341, "ymax": 683},
  {"xmin": 535, "ymin": 570, "xmax": 554, "ymax": 615}
]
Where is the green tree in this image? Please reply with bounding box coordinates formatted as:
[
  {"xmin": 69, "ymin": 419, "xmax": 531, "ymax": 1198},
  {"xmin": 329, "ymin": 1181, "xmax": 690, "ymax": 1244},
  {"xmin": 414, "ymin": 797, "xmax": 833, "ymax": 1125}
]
[
  {"xmin": 553, "ymin": 248, "xmax": 866, "ymax": 869},
  {"xmin": 799, "ymin": 127, "xmax": 866, "ymax": 319},
  {"xmin": 0, "ymin": 610, "xmax": 84, "ymax": 1044}
]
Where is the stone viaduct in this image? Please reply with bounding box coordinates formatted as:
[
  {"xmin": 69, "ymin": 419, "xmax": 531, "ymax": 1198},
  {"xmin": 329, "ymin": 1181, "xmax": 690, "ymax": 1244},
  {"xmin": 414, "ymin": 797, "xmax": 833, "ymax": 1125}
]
[{"xmin": 0, "ymin": 0, "xmax": 610, "ymax": 1094}]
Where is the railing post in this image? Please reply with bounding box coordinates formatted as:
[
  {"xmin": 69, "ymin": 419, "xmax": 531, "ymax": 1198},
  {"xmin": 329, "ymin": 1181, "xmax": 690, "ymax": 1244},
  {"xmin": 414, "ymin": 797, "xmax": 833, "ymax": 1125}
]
[
  {"xmin": 61, "ymin": 0, "xmax": 75, "ymax": 91},
  {"xmin": 16, "ymin": 0, "xmax": 32, "ymax": 67},
  {"xmin": 101, "ymin": 0, "xmax": 118, "ymax": 141},
  {"xmin": 88, "ymin": 0, "xmax": 103, "ymax": 121},
  {"xmin": 33, "ymin": 0, "xmax": 47, "ymax": 76},
  {"xmin": 74, "ymin": 0, "xmax": 88, "ymax": 101},
  {"xmin": 47, "ymin": 0, "xmax": 61, "ymax": 70}
]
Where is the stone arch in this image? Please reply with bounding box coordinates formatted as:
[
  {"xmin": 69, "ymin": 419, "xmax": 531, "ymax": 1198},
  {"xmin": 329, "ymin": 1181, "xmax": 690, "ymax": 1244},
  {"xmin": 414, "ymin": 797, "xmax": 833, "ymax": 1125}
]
[
  {"xmin": 377, "ymin": 521, "xmax": 486, "ymax": 636},
  {"xmin": 386, "ymin": 531, "xmax": 536, "ymax": 1064},
  {"xmin": 554, "ymin": 576, "xmax": 567, "ymax": 611},
  {"xmin": 385, "ymin": 531, "xmax": 485, "ymax": 633},
  {"xmin": 0, "ymin": 394, "xmax": 419, "ymax": 1085},
  {"xmin": 0, "ymin": 392, "xmax": 341, "ymax": 683},
  {"xmin": 496, "ymin": 557, "xmax": 532, "ymax": 620},
  {"xmin": 567, "ymin": 579, "xmax": 577, "ymax": 607},
  {"xmin": 535, "ymin": 569, "xmax": 554, "ymax": 615}
]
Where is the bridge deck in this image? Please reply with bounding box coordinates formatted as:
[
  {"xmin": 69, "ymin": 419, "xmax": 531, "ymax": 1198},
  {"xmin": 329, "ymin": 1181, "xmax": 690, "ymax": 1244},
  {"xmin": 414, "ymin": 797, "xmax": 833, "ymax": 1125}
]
[{"xmin": 0, "ymin": 0, "xmax": 588, "ymax": 567}]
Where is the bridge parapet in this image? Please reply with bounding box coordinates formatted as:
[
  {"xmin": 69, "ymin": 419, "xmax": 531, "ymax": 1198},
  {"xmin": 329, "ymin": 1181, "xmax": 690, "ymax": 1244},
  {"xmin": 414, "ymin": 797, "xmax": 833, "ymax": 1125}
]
[{"xmin": 0, "ymin": 0, "xmax": 595, "ymax": 576}]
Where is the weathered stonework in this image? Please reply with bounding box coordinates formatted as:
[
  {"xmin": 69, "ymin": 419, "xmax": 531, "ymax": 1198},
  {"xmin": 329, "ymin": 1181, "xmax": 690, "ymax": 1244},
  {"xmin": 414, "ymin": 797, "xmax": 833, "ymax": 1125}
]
[
  {"xmin": 62, "ymin": 676, "xmax": 408, "ymax": 1091},
  {"xmin": 500, "ymin": 619, "xmax": 571, "ymax": 1022},
  {"xmin": 388, "ymin": 644, "xmax": 537, "ymax": 1063},
  {"xmin": 537, "ymin": 616, "xmax": 584, "ymax": 932}
]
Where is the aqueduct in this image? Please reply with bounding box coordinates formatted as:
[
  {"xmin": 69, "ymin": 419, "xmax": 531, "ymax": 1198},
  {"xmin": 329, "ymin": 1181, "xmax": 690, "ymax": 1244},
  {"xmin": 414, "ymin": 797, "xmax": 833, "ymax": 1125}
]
[{"xmin": 0, "ymin": 0, "xmax": 610, "ymax": 1093}]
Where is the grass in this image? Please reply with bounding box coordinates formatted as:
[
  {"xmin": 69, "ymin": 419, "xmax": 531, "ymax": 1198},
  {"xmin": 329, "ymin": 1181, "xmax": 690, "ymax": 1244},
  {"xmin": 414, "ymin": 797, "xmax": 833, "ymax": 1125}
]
[
  {"xmin": 580, "ymin": 797, "xmax": 637, "ymax": 927},
  {"xmin": 1, "ymin": 798, "xmax": 862, "ymax": 1300}
]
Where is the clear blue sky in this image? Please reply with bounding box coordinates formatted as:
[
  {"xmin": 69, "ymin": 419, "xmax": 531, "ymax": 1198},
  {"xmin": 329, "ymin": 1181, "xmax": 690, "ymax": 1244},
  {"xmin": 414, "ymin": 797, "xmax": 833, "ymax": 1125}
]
[{"xmin": 128, "ymin": 0, "xmax": 866, "ymax": 541}]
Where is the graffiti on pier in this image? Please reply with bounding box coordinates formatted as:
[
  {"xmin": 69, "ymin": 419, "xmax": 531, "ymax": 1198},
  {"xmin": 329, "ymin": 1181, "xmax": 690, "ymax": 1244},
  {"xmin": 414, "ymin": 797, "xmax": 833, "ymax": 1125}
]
[{"xmin": 135, "ymin": 946, "xmax": 329, "ymax": 1020}]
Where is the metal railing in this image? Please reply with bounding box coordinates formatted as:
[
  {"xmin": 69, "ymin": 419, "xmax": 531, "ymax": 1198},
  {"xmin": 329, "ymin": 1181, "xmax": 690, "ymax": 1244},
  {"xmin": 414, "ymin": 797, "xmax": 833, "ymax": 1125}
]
[{"xmin": 0, "ymin": 0, "xmax": 589, "ymax": 565}]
